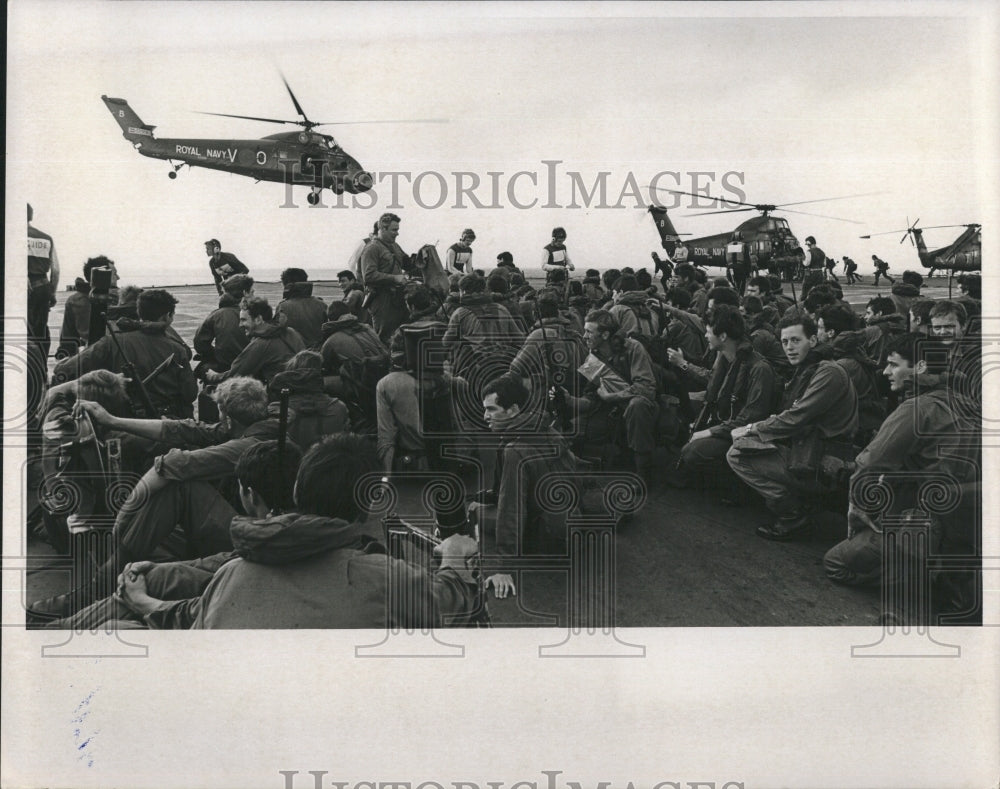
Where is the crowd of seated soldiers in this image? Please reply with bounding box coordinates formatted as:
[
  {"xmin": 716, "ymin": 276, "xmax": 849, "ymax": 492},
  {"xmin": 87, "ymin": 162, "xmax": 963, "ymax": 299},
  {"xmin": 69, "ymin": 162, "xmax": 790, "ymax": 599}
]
[{"xmin": 28, "ymin": 239, "xmax": 983, "ymax": 626}]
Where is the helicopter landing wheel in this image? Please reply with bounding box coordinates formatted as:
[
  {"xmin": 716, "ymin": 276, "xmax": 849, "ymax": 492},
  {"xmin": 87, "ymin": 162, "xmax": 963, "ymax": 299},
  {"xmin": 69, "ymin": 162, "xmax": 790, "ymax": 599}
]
[
  {"xmin": 168, "ymin": 171, "xmax": 177, "ymax": 179},
  {"xmin": 307, "ymin": 190, "xmax": 320, "ymax": 206}
]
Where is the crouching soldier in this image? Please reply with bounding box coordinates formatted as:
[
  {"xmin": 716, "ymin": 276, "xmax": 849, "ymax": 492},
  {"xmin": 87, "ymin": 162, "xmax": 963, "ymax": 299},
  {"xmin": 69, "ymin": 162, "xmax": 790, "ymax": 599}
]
[
  {"xmin": 669, "ymin": 305, "xmax": 776, "ymax": 501},
  {"xmin": 823, "ymin": 335, "xmax": 980, "ymax": 613},
  {"xmin": 558, "ymin": 310, "xmax": 658, "ymax": 484},
  {"xmin": 727, "ymin": 314, "xmax": 858, "ymax": 541}
]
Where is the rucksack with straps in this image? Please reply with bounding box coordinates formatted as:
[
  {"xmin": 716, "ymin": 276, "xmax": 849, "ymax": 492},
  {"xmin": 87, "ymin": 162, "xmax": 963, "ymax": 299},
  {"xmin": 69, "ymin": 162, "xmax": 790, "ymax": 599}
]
[
  {"xmin": 336, "ymin": 326, "xmax": 390, "ymax": 432},
  {"xmin": 453, "ymin": 306, "xmax": 520, "ymax": 396},
  {"xmin": 626, "ymin": 302, "xmax": 656, "ymax": 337},
  {"xmin": 339, "ymin": 356, "xmax": 389, "ymax": 433}
]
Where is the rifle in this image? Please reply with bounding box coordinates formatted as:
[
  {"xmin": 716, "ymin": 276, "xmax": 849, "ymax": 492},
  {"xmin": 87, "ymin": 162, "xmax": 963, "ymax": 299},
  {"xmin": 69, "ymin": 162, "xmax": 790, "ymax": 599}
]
[
  {"xmin": 538, "ymin": 316, "xmax": 572, "ymax": 432},
  {"xmin": 142, "ymin": 353, "xmax": 176, "ymax": 387},
  {"xmin": 104, "ymin": 319, "xmax": 158, "ymax": 418},
  {"xmin": 276, "ymin": 387, "xmax": 290, "ymax": 513},
  {"xmin": 691, "ymin": 400, "xmax": 713, "ymax": 433},
  {"xmin": 382, "ymin": 511, "xmax": 490, "ymax": 627}
]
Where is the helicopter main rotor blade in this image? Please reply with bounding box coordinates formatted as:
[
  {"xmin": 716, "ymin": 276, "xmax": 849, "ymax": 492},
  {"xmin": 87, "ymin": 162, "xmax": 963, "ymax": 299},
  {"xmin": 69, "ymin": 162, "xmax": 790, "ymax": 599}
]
[
  {"xmin": 774, "ymin": 207, "xmax": 864, "ymax": 224},
  {"xmin": 859, "ymin": 228, "xmax": 911, "ymax": 238},
  {"xmin": 281, "ymin": 73, "xmax": 310, "ymax": 124},
  {"xmin": 686, "ymin": 207, "xmax": 756, "ymax": 217},
  {"xmin": 651, "ymin": 187, "xmax": 884, "ymax": 216},
  {"xmin": 774, "ymin": 191, "xmax": 883, "ymax": 208},
  {"xmin": 311, "ymin": 118, "xmax": 450, "ymax": 126},
  {"xmin": 859, "ymin": 223, "xmax": 973, "ymax": 240},
  {"xmin": 195, "ymin": 110, "xmax": 302, "ymax": 126},
  {"xmin": 647, "ymin": 186, "xmax": 755, "ymax": 209}
]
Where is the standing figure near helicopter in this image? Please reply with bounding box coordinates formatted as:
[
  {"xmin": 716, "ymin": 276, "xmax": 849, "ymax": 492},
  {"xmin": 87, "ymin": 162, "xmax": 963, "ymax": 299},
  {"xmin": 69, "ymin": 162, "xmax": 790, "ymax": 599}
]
[
  {"xmin": 725, "ymin": 232, "xmax": 751, "ymax": 295},
  {"xmin": 445, "ymin": 229, "xmax": 476, "ymax": 274},
  {"xmin": 801, "ymin": 236, "xmax": 827, "ymax": 299},
  {"xmin": 541, "ymin": 227, "xmax": 575, "ymax": 285},
  {"xmin": 361, "ymin": 213, "xmax": 413, "ymax": 343}
]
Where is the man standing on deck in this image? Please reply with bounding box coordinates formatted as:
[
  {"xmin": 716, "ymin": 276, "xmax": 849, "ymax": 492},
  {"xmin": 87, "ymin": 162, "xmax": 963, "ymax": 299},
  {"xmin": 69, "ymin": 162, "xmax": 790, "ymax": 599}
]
[
  {"xmin": 28, "ymin": 203, "xmax": 60, "ymax": 360},
  {"xmin": 801, "ymin": 236, "xmax": 827, "ymax": 299},
  {"xmin": 361, "ymin": 212, "xmax": 412, "ymax": 343},
  {"xmin": 541, "ymin": 227, "xmax": 575, "ymax": 285},
  {"xmin": 445, "ymin": 228, "xmax": 476, "ymax": 273},
  {"xmin": 204, "ymin": 239, "xmax": 249, "ymax": 296}
]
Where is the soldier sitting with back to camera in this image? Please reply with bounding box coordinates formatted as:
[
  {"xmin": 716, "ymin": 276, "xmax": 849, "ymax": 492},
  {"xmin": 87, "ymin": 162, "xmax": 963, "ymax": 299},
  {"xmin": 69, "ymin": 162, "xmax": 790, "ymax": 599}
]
[
  {"xmin": 56, "ymin": 256, "xmax": 122, "ymax": 359},
  {"xmin": 275, "ymin": 267, "xmax": 327, "ymax": 350},
  {"xmin": 319, "ymin": 301, "xmax": 388, "ymax": 398},
  {"xmin": 39, "ymin": 439, "xmax": 303, "ymax": 631},
  {"xmin": 266, "ymin": 350, "xmax": 351, "ymax": 451},
  {"xmin": 443, "ymin": 273, "xmax": 525, "ymax": 390},
  {"xmin": 52, "ymin": 288, "xmax": 198, "ymax": 419},
  {"xmin": 27, "ymin": 376, "xmax": 286, "ymax": 621},
  {"xmin": 119, "ymin": 434, "xmax": 482, "ymax": 629},
  {"xmin": 377, "ymin": 315, "xmax": 472, "ymax": 474}
]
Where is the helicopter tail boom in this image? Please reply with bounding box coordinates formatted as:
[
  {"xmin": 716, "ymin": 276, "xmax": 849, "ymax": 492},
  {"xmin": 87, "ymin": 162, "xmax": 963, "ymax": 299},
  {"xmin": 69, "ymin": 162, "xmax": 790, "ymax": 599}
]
[
  {"xmin": 648, "ymin": 205, "xmax": 683, "ymax": 253},
  {"xmin": 102, "ymin": 96, "xmax": 157, "ymax": 143}
]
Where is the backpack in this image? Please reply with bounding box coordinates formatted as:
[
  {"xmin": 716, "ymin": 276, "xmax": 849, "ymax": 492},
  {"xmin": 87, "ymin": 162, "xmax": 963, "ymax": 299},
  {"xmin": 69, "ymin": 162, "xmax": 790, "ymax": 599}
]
[
  {"xmin": 629, "ymin": 332, "xmax": 673, "ymax": 370},
  {"xmin": 626, "ymin": 302, "xmax": 656, "ymax": 337},
  {"xmin": 459, "ymin": 340, "xmax": 518, "ymax": 399},
  {"xmin": 452, "ymin": 306, "xmax": 520, "ymax": 396},
  {"xmin": 417, "ymin": 377, "xmax": 464, "ymax": 473},
  {"xmin": 339, "ymin": 348, "xmax": 390, "ymax": 432},
  {"xmin": 285, "ymin": 398, "xmax": 351, "ymax": 450}
]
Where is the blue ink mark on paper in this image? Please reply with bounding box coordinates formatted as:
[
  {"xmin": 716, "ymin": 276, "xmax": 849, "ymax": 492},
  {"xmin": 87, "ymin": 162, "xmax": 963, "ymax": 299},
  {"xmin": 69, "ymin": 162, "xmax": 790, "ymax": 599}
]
[{"xmin": 72, "ymin": 688, "xmax": 100, "ymax": 767}]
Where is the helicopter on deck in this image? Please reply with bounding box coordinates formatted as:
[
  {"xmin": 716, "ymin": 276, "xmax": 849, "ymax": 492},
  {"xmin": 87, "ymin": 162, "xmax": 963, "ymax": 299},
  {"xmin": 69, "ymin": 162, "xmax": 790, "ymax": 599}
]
[
  {"xmin": 102, "ymin": 77, "xmax": 444, "ymax": 205},
  {"xmin": 860, "ymin": 219, "xmax": 981, "ymax": 275},
  {"xmin": 648, "ymin": 188, "xmax": 869, "ymax": 280}
]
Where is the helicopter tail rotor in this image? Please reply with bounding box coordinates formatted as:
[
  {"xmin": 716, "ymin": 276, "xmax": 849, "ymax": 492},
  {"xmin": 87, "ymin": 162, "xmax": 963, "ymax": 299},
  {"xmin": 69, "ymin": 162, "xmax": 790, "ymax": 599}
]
[{"xmin": 900, "ymin": 217, "xmax": 920, "ymax": 245}]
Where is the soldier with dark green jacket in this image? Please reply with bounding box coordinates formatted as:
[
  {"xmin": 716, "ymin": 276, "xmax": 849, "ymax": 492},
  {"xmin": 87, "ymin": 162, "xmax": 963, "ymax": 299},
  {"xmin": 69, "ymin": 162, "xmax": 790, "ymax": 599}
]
[
  {"xmin": 824, "ymin": 334, "xmax": 979, "ymax": 590},
  {"xmin": 727, "ymin": 313, "xmax": 858, "ymax": 541},
  {"xmin": 673, "ymin": 306, "xmax": 776, "ymax": 493}
]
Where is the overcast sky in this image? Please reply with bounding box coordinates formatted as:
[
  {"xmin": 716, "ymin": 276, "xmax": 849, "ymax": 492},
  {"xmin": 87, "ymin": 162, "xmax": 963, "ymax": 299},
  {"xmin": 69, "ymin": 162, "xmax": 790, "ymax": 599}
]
[{"xmin": 7, "ymin": 1, "xmax": 998, "ymax": 285}]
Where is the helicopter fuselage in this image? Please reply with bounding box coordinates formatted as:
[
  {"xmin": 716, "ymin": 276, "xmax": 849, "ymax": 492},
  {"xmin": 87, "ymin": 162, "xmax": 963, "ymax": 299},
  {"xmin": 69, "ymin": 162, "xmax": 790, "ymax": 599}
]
[
  {"xmin": 103, "ymin": 95, "xmax": 374, "ymax": 196},
  {"xmin": 137, "ymin": 133, "xmax": 373, "ymax": 193},
  {"xmin": 912, "ymin": 226, "xmax": 981, "ymax": 272},
  {"xmin": 651, "ymin": 206, "xmax": 804, "ymax": 272}
]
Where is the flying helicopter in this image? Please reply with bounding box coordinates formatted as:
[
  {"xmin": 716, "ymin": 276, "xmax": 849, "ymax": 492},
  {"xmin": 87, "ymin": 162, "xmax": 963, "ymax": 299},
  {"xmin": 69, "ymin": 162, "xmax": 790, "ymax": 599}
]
[
  {"xmin": 860, "ymin": 219, "xmax": 981, "ymax": 275},
  {"xmin": 102, "ymin": 77, "xmax": 445, "ymax": 205},
  {"xmin": 648, "ymin": 188, "xmax": 870, "ymax": 280}
]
